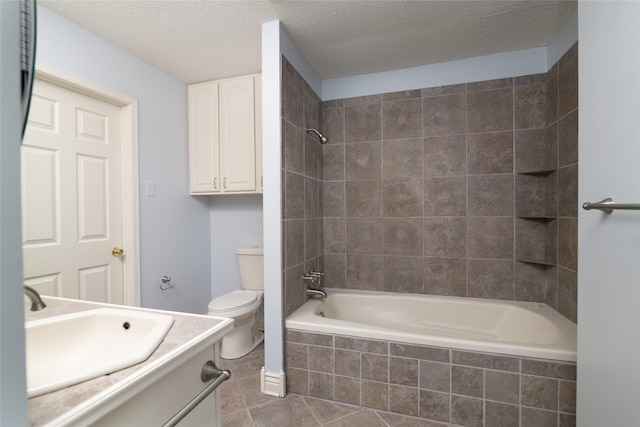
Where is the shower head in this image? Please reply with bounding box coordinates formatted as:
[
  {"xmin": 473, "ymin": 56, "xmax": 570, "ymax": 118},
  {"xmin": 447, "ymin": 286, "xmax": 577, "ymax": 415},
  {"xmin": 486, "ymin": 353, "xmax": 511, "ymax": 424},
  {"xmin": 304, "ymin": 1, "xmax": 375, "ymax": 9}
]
[{"xmin": 305, "ymin": 128, "xmax": 328, "ymax": 144}]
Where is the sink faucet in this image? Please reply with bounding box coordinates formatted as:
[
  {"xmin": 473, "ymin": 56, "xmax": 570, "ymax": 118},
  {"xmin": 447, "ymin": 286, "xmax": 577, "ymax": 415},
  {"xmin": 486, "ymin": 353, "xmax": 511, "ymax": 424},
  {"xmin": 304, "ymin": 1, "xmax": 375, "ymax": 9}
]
[
  {"xmin": 24, "ymin": 286, "xmax": 46, "ymax": 311},
  {"xmin": 303, "ymin": 271, "xmax": 327, "ymax": 299}
]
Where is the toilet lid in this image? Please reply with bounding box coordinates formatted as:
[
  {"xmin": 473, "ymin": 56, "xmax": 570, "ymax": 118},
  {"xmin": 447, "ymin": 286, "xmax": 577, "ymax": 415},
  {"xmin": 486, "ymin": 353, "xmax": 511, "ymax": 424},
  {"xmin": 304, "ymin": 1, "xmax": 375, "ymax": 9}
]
[{"xmin": 208, "ymin": 290, "xmax": 259, "ymax": 312}]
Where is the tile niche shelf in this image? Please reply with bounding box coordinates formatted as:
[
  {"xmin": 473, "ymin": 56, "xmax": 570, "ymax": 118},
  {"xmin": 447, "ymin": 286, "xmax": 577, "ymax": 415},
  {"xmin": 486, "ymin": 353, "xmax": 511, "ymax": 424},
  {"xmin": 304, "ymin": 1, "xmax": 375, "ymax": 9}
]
[
  {"xmin": 515, "ymin": 217, "xmax": 557, "ymax": 265},
  {"xmin": 515, "ymin": 159, "xmax": 558, "ymax": 267}
]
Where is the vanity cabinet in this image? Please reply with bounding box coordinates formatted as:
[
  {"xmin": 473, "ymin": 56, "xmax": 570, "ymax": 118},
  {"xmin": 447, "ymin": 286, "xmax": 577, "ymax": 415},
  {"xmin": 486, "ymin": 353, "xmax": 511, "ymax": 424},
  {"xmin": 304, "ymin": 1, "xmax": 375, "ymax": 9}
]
[
  {"xmin": 91, "ymin": 344, "xmax": 222, "ymax": 426},
  {"xmin": 28, "ymin": 297, "xmax": 234, "ymax": 427},
  {"xmin": 188, "ymin": 74, "xmax": 262, "ymax": 194}
]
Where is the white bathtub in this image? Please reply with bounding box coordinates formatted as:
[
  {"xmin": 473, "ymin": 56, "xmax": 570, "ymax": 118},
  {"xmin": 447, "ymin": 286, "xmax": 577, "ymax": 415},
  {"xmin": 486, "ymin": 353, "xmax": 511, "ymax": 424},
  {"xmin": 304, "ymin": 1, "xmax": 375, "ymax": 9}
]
[{"xmin": 286, "ymin": 289, "xmax": 577, "ymax": 362}]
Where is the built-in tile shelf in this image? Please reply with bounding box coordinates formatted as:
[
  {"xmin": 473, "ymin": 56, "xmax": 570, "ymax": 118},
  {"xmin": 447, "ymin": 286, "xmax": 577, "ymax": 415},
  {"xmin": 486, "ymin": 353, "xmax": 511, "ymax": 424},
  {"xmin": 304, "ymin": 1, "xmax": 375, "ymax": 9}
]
[
  {"xmin": 516, "ymin": 258, "xmax": 557, "ymax": 266},
  {"xmin": 515, "ymin": 172, "xmax": 558, "ymax": 218},
  {"xmin": 516, "ymin": 169, "xmax": 556, "ymax": 175},
  {"xmin": 515, "ymin": 162, "xmax": 558, "ymax": 266}
]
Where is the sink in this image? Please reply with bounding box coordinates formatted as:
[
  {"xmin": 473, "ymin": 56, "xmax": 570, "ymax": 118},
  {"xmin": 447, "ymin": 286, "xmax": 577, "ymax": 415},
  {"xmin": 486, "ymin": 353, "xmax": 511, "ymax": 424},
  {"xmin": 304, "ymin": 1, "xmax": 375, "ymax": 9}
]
[{"xmin": 26, "ymin": 308, "xmax": 174, "ymax": 398}]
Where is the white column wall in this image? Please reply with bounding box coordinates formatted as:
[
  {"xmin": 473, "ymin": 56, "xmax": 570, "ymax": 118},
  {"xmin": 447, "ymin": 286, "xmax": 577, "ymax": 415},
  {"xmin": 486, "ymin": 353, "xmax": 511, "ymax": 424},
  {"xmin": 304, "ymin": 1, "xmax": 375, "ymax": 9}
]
[
  {"xmin": 0, "ymin": 1, "xmax": 28, "ymax": 424},
  {"xmin": 577, "ymin": 2, "xmax": 640, "ymax": 425}
]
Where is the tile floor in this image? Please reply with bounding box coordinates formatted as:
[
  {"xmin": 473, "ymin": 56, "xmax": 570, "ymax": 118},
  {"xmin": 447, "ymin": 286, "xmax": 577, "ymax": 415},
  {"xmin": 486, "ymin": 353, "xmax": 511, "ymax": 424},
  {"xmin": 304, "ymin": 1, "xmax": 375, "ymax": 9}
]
[{"xmin": 218, "ymin": 344, "xmax": 449, "ymax": 427}]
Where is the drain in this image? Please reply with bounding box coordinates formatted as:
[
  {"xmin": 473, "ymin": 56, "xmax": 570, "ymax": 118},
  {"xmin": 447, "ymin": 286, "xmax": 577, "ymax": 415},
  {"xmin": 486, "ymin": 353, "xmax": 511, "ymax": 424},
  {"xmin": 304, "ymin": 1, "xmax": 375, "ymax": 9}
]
[{"xmin": 122, "ymin": 321, "xmax": 131, "ymax": 330}]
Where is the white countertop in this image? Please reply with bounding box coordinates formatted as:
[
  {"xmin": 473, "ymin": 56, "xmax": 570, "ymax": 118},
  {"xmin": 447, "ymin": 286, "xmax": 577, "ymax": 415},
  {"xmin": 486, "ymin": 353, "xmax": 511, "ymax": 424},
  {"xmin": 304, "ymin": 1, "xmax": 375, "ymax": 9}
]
[{"xmin": 26, "ymin": 297, "xmax": 233, "ymax": 426}]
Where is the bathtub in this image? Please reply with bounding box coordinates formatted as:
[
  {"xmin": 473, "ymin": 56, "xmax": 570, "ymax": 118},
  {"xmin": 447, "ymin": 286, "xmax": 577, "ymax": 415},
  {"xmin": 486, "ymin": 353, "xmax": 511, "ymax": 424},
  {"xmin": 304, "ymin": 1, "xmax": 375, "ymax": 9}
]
[{"xmin": 286, "ymin": 288, "xmax": 577, "ymax": 362}]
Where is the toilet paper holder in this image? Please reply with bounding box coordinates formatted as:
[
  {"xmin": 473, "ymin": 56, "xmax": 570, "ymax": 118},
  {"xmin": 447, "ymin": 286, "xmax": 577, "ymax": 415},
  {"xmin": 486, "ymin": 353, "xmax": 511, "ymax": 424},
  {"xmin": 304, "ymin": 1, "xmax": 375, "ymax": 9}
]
[{"xmin": 160, "ymin": 275, "xmax": 176, "ymax": 291}]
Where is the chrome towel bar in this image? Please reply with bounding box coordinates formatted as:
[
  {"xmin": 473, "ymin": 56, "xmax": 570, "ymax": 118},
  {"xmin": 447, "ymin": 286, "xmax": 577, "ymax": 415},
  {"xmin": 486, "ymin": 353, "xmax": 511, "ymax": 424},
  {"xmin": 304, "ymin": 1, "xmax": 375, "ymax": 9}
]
[
  {"xmin": 162, "ymin": 361, "xmax": 231, "ymax": 427},
  {"xmin": 582, "ymin": 197, "xmax": 640, "ymax": 214}
]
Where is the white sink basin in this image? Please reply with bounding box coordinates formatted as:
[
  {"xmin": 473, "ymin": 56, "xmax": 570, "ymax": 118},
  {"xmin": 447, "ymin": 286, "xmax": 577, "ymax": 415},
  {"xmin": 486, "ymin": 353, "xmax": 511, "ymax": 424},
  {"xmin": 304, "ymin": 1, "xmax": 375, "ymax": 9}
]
[{"xmin": 26, "ymin": 308, "xmax": 174, "ymax": 398}]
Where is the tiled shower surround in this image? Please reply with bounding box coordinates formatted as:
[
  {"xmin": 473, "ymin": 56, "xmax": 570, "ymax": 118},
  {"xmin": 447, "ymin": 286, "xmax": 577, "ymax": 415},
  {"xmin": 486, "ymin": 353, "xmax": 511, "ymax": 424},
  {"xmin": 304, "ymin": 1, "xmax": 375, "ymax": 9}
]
[
  {"xmin": 281, "ymin": 59, "xmax": 325, "ymax": 316},
  {"xmin": 285, "ymin": 331, "xmax": 576, "ymax": 427},
  {"xmin": 281, "ymin": 44, "xmax": 578, "ymax": 426},
  {"xmin": 319, "ymin": 44, "xmax": 578, "ymax": 323}
]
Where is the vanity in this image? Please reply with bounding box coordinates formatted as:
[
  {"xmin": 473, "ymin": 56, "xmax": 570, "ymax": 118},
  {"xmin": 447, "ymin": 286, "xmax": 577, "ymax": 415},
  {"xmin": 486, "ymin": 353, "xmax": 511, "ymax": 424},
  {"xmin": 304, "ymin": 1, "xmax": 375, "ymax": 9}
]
[{"xmin": 26, "ymin": 297, "xmax": 233, "ymax": 426}]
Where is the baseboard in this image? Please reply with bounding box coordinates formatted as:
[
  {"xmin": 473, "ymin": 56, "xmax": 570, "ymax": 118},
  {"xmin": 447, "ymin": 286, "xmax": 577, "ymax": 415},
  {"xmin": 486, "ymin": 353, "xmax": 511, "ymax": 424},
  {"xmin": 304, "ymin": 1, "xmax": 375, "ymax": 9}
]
[{"xmin": 260, "ymin": 368, "xmax": 286, "ymax": 397}]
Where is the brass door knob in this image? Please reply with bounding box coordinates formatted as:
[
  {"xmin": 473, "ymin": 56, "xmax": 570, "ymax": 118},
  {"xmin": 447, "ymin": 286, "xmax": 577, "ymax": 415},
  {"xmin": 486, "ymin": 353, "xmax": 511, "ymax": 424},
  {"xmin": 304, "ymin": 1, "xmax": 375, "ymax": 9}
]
[{"xmin": 112, "ymin": 247, "xmax": 124, "ymax": 257}]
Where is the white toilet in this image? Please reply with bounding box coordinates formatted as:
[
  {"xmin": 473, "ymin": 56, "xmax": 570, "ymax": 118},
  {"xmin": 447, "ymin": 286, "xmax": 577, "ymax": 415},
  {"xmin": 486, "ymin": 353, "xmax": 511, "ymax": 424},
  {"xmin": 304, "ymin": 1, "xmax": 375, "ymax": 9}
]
[{"xmin": 208, "ymin": 247, "xmax": 264, "ymax": 359}]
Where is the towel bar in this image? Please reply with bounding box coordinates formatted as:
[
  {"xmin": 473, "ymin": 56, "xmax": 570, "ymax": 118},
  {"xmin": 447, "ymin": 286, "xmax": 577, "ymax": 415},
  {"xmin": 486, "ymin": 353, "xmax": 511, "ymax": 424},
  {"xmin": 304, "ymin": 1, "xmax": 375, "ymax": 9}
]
[
  {"xmin": 583, "ymin": 197, "xmax": 640, "ymax": 214},
  {"xmin": 162, "ymin": 361, "xmax": 230, "ymax": 427}
]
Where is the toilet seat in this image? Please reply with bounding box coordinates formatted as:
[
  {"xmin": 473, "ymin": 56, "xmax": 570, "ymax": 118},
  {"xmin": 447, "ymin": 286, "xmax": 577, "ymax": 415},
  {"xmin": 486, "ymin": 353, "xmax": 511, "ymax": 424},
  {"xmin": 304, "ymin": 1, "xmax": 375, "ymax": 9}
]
[{"xmin": 208, "ymin": 290, "xmax": 263, "ymax": 318}]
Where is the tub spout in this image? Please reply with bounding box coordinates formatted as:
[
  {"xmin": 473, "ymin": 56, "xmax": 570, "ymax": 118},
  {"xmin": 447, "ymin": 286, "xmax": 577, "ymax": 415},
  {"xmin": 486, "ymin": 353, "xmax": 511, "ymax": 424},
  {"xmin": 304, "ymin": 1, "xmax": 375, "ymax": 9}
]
[
  {"xmin": 303, "ymin": 271, "xmax": 327, "ymax": 299},
  {"xmin": 306, "ymin": 288, "xmax": 327, "ymax": 299},
  {"xmin": 24, "ymin": 286, "xmax": 46, "ymax": 311}
]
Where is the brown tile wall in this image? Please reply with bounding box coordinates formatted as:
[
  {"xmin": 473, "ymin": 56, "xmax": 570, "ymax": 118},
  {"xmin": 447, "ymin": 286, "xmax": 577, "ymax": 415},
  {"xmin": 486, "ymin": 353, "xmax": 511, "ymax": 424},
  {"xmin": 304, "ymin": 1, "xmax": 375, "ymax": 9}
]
[
  {"xmin": 286, "ymin": 330, "xmax": 577, "ymax": 426},
  {"xmin": 281, "ymin": 46, "xmax": 578, "ymax": 425},
  {"xmin": 549, "ymin": 43, "xmax": 579, "ymax": 322},
  {"xmin": 281, "ymin": 57, "xmax": 324, "ymax": 316},
  {"xmin": 280, "ymin": 45, "xmax": 578, "ymax": 321},
  {"xmin": 319, "ymin": 44, "xmax": 579, "ymax": 321}
]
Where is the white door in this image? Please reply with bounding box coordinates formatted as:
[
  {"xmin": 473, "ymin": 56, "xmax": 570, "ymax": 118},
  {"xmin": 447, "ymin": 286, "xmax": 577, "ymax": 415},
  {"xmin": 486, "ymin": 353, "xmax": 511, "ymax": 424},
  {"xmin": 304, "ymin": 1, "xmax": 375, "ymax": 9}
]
[
  {"xmin": 578, "ymin": 2, "xmax": 640, "ymax": 426},
  {"xmin": 21, "ymin": 78, "xmax": 125, "ymax": 304}
]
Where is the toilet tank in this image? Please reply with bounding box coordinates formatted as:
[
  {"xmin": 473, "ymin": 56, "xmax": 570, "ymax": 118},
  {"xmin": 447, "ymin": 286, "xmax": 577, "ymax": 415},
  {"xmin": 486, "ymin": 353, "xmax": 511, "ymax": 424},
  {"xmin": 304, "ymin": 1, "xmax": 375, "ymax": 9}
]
[{"xmin": 236, "ymin": 247, "xmax": 264, "ymax": 291}]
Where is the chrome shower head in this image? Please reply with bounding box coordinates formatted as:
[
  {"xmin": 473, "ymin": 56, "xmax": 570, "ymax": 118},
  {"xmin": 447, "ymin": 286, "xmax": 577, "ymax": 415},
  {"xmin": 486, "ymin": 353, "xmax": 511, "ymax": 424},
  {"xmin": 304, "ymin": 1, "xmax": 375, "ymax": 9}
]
[{"xmin": 305, "ymin": 128, "xmax": 328, "ymax": 144}]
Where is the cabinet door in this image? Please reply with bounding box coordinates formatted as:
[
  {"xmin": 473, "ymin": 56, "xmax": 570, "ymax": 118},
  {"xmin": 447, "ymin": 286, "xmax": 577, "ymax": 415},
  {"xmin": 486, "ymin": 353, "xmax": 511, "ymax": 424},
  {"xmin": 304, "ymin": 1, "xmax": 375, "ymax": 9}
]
[
  {"xmin": 219, "ymin": 76, "xmax": 256, "ymax": 192},
  {"xmin": 254, "ymin": 75, "xmax": 263, "ymax": 192},
  {"xmin": 188, "ymin": 82, "xmax": 220, "ymax": 193},
  {"xmin": 91, "ymin": 345, "xmax": 221, "ymax": 426}
]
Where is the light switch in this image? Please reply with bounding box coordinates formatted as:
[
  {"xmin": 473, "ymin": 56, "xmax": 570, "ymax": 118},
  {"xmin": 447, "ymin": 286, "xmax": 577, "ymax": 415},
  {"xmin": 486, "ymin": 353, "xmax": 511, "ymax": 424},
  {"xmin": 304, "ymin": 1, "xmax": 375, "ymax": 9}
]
[{"xmin": 145, "ymin": 180, "xmax": 156, "ymax": 197}]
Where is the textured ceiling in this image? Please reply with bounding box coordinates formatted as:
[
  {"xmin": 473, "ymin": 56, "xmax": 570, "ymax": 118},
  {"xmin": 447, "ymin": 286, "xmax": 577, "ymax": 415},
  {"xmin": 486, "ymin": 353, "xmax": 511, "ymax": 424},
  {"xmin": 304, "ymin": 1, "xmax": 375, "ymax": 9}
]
[{"xmin": 39, "ymin": 0, "xmax": 577, "ymax": 84}]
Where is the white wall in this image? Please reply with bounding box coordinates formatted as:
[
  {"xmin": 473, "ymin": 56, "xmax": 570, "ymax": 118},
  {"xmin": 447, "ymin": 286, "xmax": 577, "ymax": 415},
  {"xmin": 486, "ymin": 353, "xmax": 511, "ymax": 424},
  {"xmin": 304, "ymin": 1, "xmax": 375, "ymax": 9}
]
[
  {"xmin": 547, "ymin": 11, "xmax": 578, "ymax": 68},
  {"xmin": 322, "ymin": 47, "xmax": 547, "ymax": 100},
  {"xmin": 0, "ymin": 2, "xmax": 29, "ymax": 424},
  {"xmin": 322, "ymin": 12, "xmax": 578, "ymax": 100},
  {"xmin": 210, "ymin": 195, "xmax": 263, "ymax": 299},
  {"xmin": 36, "ymin": 7, "xmax": 211, "ymax": 313},
  {"xmin": 261, "ymin": 19, "xmax": 325, "ymax": 389},
  {"xmin": 261, "ymin": 19, "xmax": 284, "ymax": 386},
  {"xmin": 578, "ymin": 2, "xmax": 640, "ymax": 425}
]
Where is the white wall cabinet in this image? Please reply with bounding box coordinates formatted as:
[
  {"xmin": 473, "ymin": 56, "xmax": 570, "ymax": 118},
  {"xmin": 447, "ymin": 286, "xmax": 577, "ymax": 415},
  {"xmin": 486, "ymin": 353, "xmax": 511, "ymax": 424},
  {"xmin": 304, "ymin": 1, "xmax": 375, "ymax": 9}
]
[{"xmin": 188, "ymin": 74, "xmax": 262, "ymax": 194}]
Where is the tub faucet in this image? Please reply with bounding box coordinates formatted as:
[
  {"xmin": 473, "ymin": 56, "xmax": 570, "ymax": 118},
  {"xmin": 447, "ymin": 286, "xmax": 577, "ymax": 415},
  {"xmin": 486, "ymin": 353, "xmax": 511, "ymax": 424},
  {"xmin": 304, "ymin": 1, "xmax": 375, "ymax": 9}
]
[
  {"xmin": 303, "ymin": 271, "xmax": 327, "ymax": 299},
  {"xmin": 24, "ymin": 286, "xmax": 46, "ymax": 311},
  {"xmin": 306, "ymin": 288, "xmax": 327, "ymax": 299}
]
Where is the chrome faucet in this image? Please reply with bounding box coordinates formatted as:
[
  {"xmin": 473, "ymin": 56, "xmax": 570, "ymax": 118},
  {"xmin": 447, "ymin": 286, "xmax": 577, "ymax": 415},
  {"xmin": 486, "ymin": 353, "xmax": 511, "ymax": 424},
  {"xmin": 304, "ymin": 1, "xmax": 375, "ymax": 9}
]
[
  {"xmin": 24, "ymin": 286, "xmax": 46, "ymax": 311},
  {"xmin": 306, "ymin": 288, "xmax": 327, "ymax": 299},
  {"xmin": 303, "ymin": 271, "xmax": 327, "ymax": 299}
]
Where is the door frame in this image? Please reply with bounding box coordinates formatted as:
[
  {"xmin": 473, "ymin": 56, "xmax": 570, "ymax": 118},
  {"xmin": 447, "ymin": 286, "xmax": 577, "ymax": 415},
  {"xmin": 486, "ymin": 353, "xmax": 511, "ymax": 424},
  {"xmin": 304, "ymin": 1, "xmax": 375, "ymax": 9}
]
[{"xmin": 34, "ymin": 63, "xmax": 140, "ymax": 306}]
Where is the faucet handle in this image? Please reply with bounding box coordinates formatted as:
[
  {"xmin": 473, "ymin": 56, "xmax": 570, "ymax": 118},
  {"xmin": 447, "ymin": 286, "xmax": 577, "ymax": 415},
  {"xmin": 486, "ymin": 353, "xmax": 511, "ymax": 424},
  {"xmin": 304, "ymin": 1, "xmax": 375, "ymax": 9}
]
[
  {"xmin": 305, "ymin": 271, "xmax": 325, "ymax": 288},
  {"xmin": 302, "ymin": 271, "xmax": 322, "ymax": 287}
]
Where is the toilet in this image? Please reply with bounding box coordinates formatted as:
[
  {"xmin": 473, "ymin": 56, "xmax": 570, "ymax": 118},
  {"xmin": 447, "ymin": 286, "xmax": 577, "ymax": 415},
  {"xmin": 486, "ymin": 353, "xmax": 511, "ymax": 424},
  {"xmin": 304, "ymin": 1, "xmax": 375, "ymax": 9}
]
[{"xmin": 208, "ymin": 247, "xmax": 264, "ymax": 359}]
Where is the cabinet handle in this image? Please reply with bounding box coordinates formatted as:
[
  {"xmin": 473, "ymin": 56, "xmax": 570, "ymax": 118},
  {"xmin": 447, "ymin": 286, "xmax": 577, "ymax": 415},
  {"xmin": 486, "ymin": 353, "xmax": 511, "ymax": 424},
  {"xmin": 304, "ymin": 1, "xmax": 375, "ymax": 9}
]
[
  {"xmin": 162, "ymin": 361, "xmax": 231, "ymax": 427},
  {"xmin": 213, "ymin": 177, "xmax": 218, "ymax": 190},
  {"xmin": 261, "ymin": 175, "xmax": 263, "ymax": 190},
  {"xmin": 223, "ymin": 177, "xmax": 228, "ymax": 189}
]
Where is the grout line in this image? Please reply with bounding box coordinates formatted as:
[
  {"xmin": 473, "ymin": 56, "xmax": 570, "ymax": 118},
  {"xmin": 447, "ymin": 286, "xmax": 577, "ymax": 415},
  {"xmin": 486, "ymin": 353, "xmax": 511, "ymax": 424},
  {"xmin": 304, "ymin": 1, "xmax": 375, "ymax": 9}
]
[
  {"xmin": 298, "ymin": 395, "xmax": 324, "ymax": 426},
  {"xmin": 372, "ymin": 410, "xmax": 392, "ymax": 427}
]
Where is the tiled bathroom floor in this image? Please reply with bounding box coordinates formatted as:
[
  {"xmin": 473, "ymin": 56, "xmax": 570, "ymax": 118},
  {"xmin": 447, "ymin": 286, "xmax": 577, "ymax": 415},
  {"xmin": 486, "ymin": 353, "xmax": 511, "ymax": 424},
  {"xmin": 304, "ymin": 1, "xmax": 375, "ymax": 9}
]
[{"xmin": 218, "ymin": 344, "xmax": 447, "ymax": 427}]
